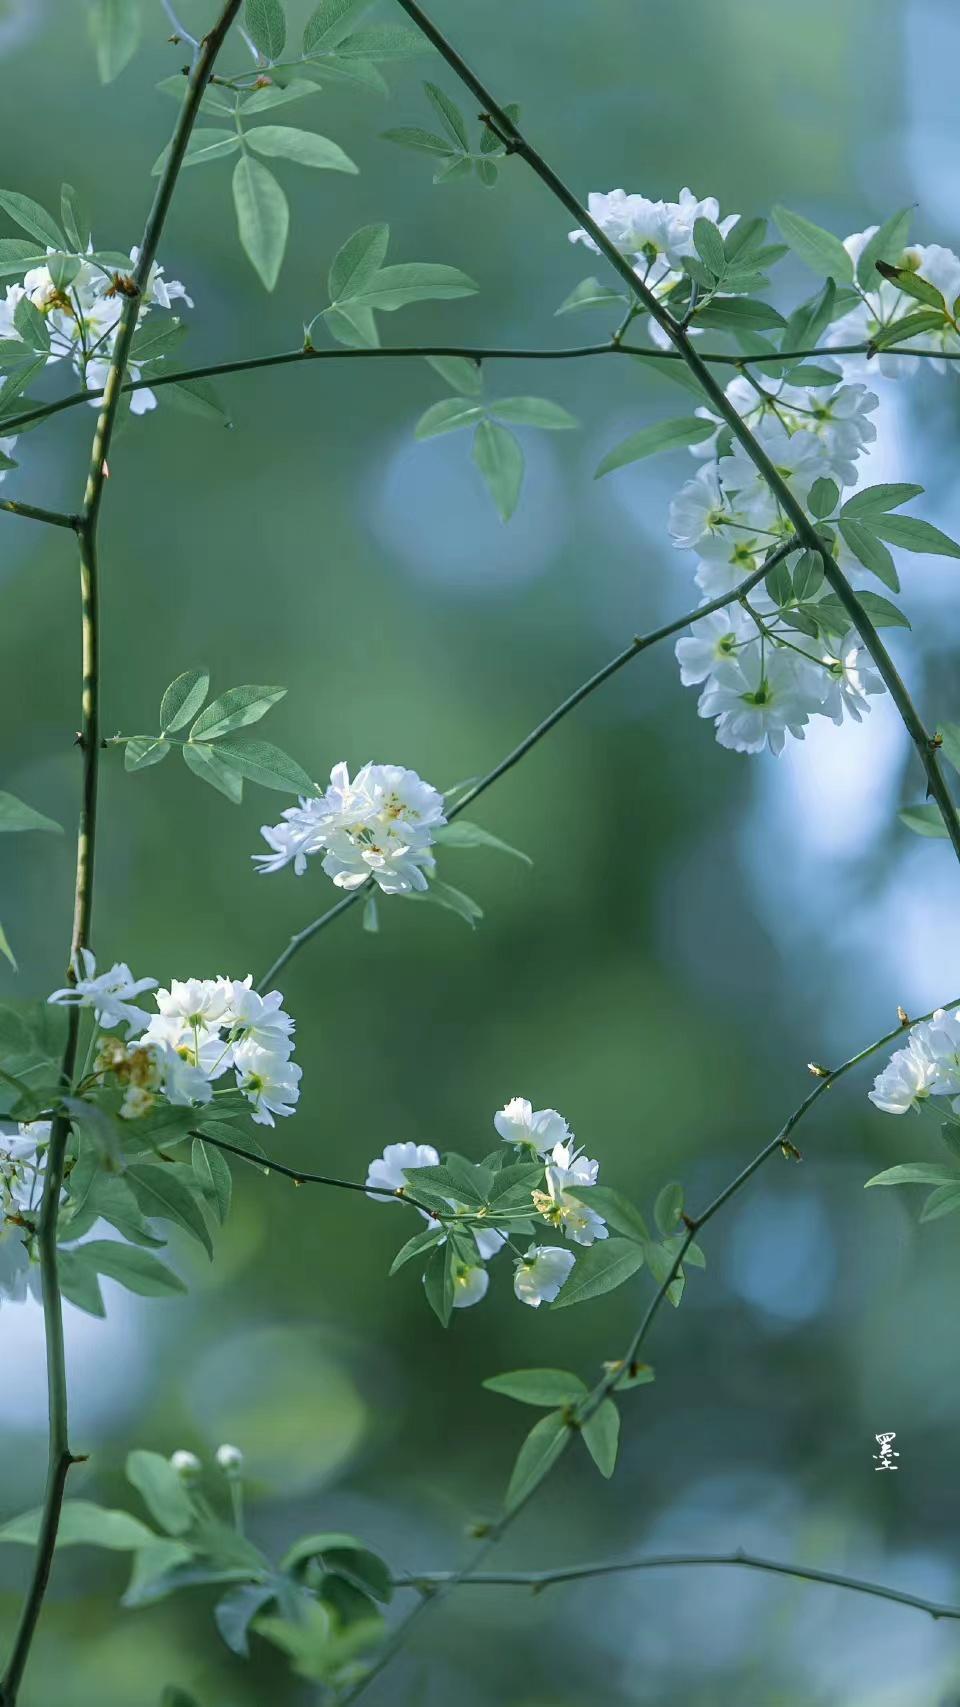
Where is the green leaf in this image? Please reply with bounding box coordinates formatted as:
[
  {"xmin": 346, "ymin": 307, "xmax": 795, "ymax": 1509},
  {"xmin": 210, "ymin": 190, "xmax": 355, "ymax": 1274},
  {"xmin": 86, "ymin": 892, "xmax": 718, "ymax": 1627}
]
[
  {"xmin": 771, "ymin": 205, "xmax": 853, "ymax": 281},
  {"xmin": 57, "ymin": 1247, "xmax": 106, "ymax": 1317},
  {"xmin": 837, "ymin": 519, "xmax": 899, "ymax": 591},
  {"xmin": 0, "ymin": 921, "xmax": 16, "ymax": 971},
  {"xmin": 0, "ymin": 791, "xmax": 61, "ymax": 834},
  {"xmin": 422, "ymin": 1243, "xmax": 454, "ymax": 1325},
  {"xmin": 126, "ymin": 1450, "xmax": 195, "ymax": 1535},
  {"xmin": 489, "ymin": 397, "xmax": 577, "ymax": 430},
  {"xmin": 423, "ymin": 81, "xmax": 469, "ymax": 151},
  {"xmin": 0, "ymin": 238, "xmax": 47, "ymax": 277},
  {"xmin": 792, "ymin": 550, "xmax": 824, "ymax": 601},
  {"xmin": 338, "ymin": 23, "xmax": 425, "ymax": 58},
  {"xmin": 152, "ymin": 129, "xmax": 241, "ymax": 176},
  {"xmin": 815, "ymin": 590, "xmax": 909, "ymax": 634},
  {"xmin": 693, "ymin": 298, "xmax": 786, "ymax": 331},
  {"xmin": 89, "ymin": 0, "xmax": 141, "ymax": 84},
  {"xmin": 876, "ymin": 260, "xmax": 945, "ymax": 310},
  {"xmin": 841, "ymin": 483, "xmax": 924, "ymax": 517},
  {"xmin": 919, "ymin": 1184, "xmax": 960, "ymax": 1222},
  {"xmin": 0, "ymin": 1500, "xmax": 155, "ymax": 1550},
  {"xmin": 595, "ymin": 416, "xmax": 714, "ymax": 479},
  {"xmin": 870, "ymin": 309, "xmax": 947, "ymax": 350},
  {"xmin": 232, "ymin": 155, "xmax": 289, "ymax": 291},
  {"xmin": 214, "ymin": 737, "xmax": 316, "ymax": 794},
  {"xmin": 504, "ymin": 1411, "xmax": 571, "ymax": 1511},
  {"xmin": 580, "ymin": 1399, "xmax": 619, "ymax": 1478},
  {"xmin": 130, "ymin": 320, "xmax": 187, "ymax": 365},
  {"xmin": 182, "ymin": 742, "xmax": 244, "ymax": 802},
  {"xmin": 388, "ymin": 1224, "xmax": 444, "ymax": 1274},
  {"xmin": 473, "ymin": 418, "xmax": 523, "ymax": 521},
  {"xmin": 73, "ymin": 1240, "xmax": 187, "ymax": 1297},
  {"xmin": 551, "ymin": 1238, "xmax": 645, "ymax": 1310},
  {"xmin": 434, "ymin": 819, "xmax": 531, "ymax": 863},
  {"xmin": 245, "ymin": 0, "xmax": 286, "ymax": 58},
  {"xmin": 190, "ymin": 684, "xmax": 286, "ymax": 740},
  {"xmin": 579, "ymin": 1186, "xmax": 649, "ymax": 1243},
  {"xmin": 0, "ymin": 190, "xmax": 64, "ymax": 250},
  {"xmin": 765, "ymin": 557, "xmax": 793, "ymax": 608},
  {"xmin": 425, "ymin": 353, "xmax": 482, "ymax": 395},
  {"xmin": 483, "ymin": 1369, "xmax": 587, "ymax": 1407},
  {"xmin": 382, "ymin": 125, "xmax": 453, "ymax": 156},
  {"xmin": 555, "ymin": 276, "xmax": 626, "ymax": 316},
  {"xmin": 60, "ymin": 184, "xmax": 90, "ymax": 252},
  {"xmin": 328, "ymin": 223, "xmax": 390, "ymax": 303},
  {"xmin": 865, "ymin": 1163, "xmax": 960, "ymax": 1187},
  {"xmin": 215, "ymin": 1584, "xmax": 277, "ymax": 1657},
  {"xmin": 856, "ymin": 209, "xmax": 913, "ymax": 289},
  {"xmin": 808, "ymin": 477, "xmax": 839, "ymax": 519},
  {"xmin": 303, "ymin": 0, "xmax": 368, "ymax": 53},
  {"xmin": 898, "ymin": 804, "xmax": 949, "ymax": 839},
  {"xmin": 247, "ymin": 127, "xmax": 358, "ymax": 173},
  {"xmin": 123, "ymin": 736, "xmax": 170, "ymax": 772},
  {"xmin": 160, "ymin": 668, "xmax": 209, "ymax": 733},
  {"xmin": 347, "ymin": 262, "xmax": 478, "ymax": 309},
  {"xmin": 870, "ymin": 513, "xmax": 960, "ymax": 559},
  {"xmin": 161, "ymin": 376, "xmax": 232, "ymax": 425},
  {"xmin": 240, "ymin": 79, "xmax": 323, "ymax": 115},
  {"xmin": 415, "ymin": 397, "xmax": 485, "ymax": 439},
  {"xmin": 654, "ymin": 1182, "xmax": 684, "ymax": 1236},
  {"xmin": 126, "ymin": 1163, "xmax": 214, "ymax": 1257},
  {"xmin": 693, "ymin": 217, "xmax": 726, "ymax": 276},
  {"xmin": 625, "ymin": 353, "xmax": 709, "ymax": 400},
  {"xmin": 13, "ymin": 297, "xmax": 50, "ymax": 353},
  {"xmin": 642, "ymin": 1238, "xmax": 685, "ymax": 1307},
  {"xmin": 192, "ymin": 1138, "xmax": 232, "ymax": 1225}
]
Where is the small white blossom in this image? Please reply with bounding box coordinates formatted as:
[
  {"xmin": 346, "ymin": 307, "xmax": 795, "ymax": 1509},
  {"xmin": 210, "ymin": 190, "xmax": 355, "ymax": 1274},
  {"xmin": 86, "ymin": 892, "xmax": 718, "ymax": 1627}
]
[
  {"xmin": 514, "ymin": 1244, "xmax": 576, "ymax": 1308},
  {"xmin": 365, "ymin": 1141, "xmax": 440, "ymax": 1199},
  {"xmin": 869, "ymin": 1039, "xmax": 938, "ymax": 1114},
  {"xmin": 696, "ymin": 644, "xmax": 821, "ymax": 757},
  {"xmin": 48, "ymin": 949, "xmax": 157, "ymax": 1037},
  {"xmin": 232, "ymin": 1039, "xmax": 301, "ymax": 1127},
  {"xmin": 170, "ymin": 1450, "xmax": 202, "ymax": 1478},
  {"xmin": 215, "ymin": 1442, "xmax": 243, "ymax": 1473},
  {"xmin": 494, "ymin": 1097, "xmax": 573, "ymax": 1155},
  {"xmin": 255, "ymin": 762, "xmax": 446, "ymax": 897},
  {"xmin": 451, "ymin": 1261, "xmax": 489, "ymax": 1308}
]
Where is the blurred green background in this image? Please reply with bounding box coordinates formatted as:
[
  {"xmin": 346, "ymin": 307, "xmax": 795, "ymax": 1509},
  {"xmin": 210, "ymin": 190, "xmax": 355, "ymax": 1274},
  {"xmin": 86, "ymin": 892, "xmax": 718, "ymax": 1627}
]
[{"xmin": 4, "ymin": 0, "xmax": 960, "ymax": 1701}]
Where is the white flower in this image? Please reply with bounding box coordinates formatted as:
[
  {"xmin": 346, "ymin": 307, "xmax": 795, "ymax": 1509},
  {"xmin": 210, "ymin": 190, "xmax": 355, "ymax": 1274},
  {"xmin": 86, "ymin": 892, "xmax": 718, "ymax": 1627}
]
[
  {"xmin": 869, "ymin": 1039, "xmax": 938, "ymax": 1114},
  {"xmin": 668, "ymin": 464, "xmax": 730, "ymax": 551},
  {"xmin": 696, "ymin": 644, "xmax": 820, "ymax": 756},
  {"xmin": 719, "ymin": 421, "xmax": 829, "ymax": 517},
  {"xmin": 155, "ymin": 977, "xmax": 229, "ymax": 1028},
  {"xmin": 253, "ymin": 796, "xmax": 329, "ymax": 876},
  {"xmin": 319, "ymin": 761, "xmax": 447, "ymax": 895},
  {"xmin": 514, "ymin": 1244, "xmax": 575, "ymax": 1308},
  {"xmin": 0, "ymin": 434, "xmax": 17, "ymax": 483},
  {"xmin": 569, "ymin": 187, "xmax": 738, "ymax": 295},
  {"xmin": 494, "ymin": 1096, "xmax": 573, "ymax": 1155},
  {"xmin": 365, "ymin": 1140, "xmax": 440, "ymax": 1199},
  {"xmin": 220, "ymin": 978, "xmax": 295, "ymax": 1054},
  {"xmin": 674, "ymin": 606, "xmax": 754, "ymax": 688},
  {"xmin": 817, "ymin": 632, "xmax": 885, "ymax": 724},
  {"xmin": 233, "ymin": 1039, "xmax": 301, "ymax": 1127},
  {"xmin": 215, "ymin": 1442, "xmax": 243, "ymax": 1473},
  {"xmin": 156, "ymin": 1043, "xmax": 215, "ymax": 1108},
  {"xmin": 451, "ymin": 1261, "xmax": 489, "ymax": 1308},
  {"xmin": 170, "ymin": 1449, "xmax": 202, "ymax": 1478},
  {"xmin": 129, "ymin": 247, "xmax": 193, "ymax": 311},
  {"xmin": 48, "ymin": 949, "xmax": 157, "ymax": 1037},
  {"xmin": 473, "ymin": 1226, "xmax": 507, "ymax": 1260},
  {"xmin": 533, "ymin": 1146, "xmax": 608, "ymax": 1246}
]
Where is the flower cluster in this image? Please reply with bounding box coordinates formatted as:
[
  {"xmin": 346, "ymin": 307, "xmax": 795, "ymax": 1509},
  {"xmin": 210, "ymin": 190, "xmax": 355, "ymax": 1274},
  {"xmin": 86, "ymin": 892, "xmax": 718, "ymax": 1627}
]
[
  {"xmin": 255, "ymin": 761, "xmax": 447, "ymax": 896},
  {"xmin": 48, "ymin": 955, "xmax": 299, "ymax": 1127},
  {"xmin": 827, "ymin": 230, "xmax": 960, "ymax": 376},
  {"xmin": 869, "ymin": 1008, "xmax": 960, "ymax": 1115},
  {"xmin": 0, "ymin": 1121, "xmax": 49, "ymax": 1306},
  {"xmin": 0, "ymin": 244, "xmax": 191, "ymax": 483},
  {"xmin": 366, "ymin": 1097, "xmax": 609, "ymax": 1310}
]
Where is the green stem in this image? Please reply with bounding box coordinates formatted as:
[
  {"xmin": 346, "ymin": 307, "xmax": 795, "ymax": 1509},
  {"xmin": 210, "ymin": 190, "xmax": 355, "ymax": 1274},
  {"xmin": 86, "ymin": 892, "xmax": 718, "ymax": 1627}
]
[
  {"xmin": 0, "ymin": 339, "xmax": 947, "ymax": 443},
  {"xmin": 194, "ymin": 1129, "xmax": 441, "ymax": 1219},
  {"xmin": 256, "ymin": 549, "xmax": 789, "ymax": 989},
  {"xmin": 393, "ymin": 1551, "xmax": 960, "ymax": 1621},
  {"xmin": 0, "ymin": 500, "xmax": 80, "ymax": 530},
  {"xmin": 391, "ymin": 0, "xmax": 960, "ymax": 871},
  {"xmin": 0, "ymin": 7, "xmax": 244, "ymax": 1701}
]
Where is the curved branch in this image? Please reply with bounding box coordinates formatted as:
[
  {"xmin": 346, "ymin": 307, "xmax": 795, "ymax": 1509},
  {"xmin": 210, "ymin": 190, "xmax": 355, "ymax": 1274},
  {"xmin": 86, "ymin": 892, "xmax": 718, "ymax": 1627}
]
[
  {"xmin": 0, "ymin": 6, "xmax": 244, "ymax": 1701},
  {"xmin": 256, "ymin": 548, "xmax": 790, "ymax": 989},
  {"xmin": 0, "ymin": 339, "xmax": 946, "ymax": 443},
  {"xmin": 194, "ymin": 1129, "xmax": 442, "ymax": 1219},
  {"xmin": 394, "ymin": 1550, "xmax": 960, "ymax": 1621}
]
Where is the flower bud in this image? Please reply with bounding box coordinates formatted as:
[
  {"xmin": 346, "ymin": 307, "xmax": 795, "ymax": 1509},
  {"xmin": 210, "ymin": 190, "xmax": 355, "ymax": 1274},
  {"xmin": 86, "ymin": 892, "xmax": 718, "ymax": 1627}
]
[
  {"xmin": 215, "ymin": 1442, "xmax": 243, "ymax": 1475},
  {"xmin": 170, "ymin": 1449, "xmax": 201, "ymax": 1479}
]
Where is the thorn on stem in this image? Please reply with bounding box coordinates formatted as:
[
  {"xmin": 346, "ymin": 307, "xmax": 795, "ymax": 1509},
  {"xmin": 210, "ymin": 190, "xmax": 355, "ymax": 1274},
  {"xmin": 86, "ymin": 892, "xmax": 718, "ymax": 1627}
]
[
  {"xmin": 897, "ymin": 1005, "xmax": 910, "ymax": 1026},
  {"xmin": 780, "ymin": 1139, "xmax": 802, "ymax": 1162},
  {"xmin": 807, "ymin": 1061, "xmax": 831, "ymax": 1079}
]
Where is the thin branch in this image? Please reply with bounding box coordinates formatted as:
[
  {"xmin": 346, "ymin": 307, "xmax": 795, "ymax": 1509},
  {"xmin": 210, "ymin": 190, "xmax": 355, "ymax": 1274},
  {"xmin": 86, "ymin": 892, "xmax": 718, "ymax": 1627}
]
[
  {"xmin": 0, "ymin": 6, "xmax": 244, "ymax": 1701},
  {"xmin": 0, "ymin": 338, "xmax": 947, "ymax": 442},
  {"xmin": 0, "ymin": 500, "xmax": 79, "ymax": 530},
  {"xmin": 256, "ymin": 548, "xmax": 791, "ymax": 989},
  {"xmin": 391, "ymin": 0, "xmax": 960, "ymax": 872},
  {"xmin": 195, "ymin": 1130, "xmax": 442, "ymax": 1219},
  {"xmin": 394, "ymin": 1551, "xmax": 960, "ymax": 1621},
  {"xmin": 335, "ymin": 991, "xmax": 956, "ymax": 1703}
]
